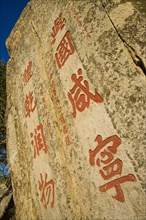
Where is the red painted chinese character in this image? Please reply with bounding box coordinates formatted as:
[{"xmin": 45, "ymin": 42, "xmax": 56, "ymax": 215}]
[
  {"xmin": 23, "ymin": 61, "xmax": 32, "ymax": 86},
  {"xmin": 68, "ymin": 69, "xmax": 103, "ymax": 118},
  {"xmin": 99, "ymin": 174, "xmax": 136, "ymax": 202},
  {"xmin": 65, "ymin": 135, "xmax": 72, "ymax": 146},
  {"xmin": 38, "ymin": 173, "xmax": 54, "ymax": 209},
  {"xmin": 51, "ymin": 80, "xmax": 57, "ymax": 96},
  {"xmin": 25, "ymin": 91, "xmax": 37, "ymax": 118},
  {"xmin": 89, "ymin": 135, "xmax": 123, "ymax": 179},
  {"xmin": 30, "ymin": 123, "xmax": 48, "ymax": 158},
  {"xmin": 89, "ymin": 135, "xmax": 137, "ymax": 202},
  {"xmin": 63, "ymin": 125, "xmax": 68, "ymax": 135},
  {"xmin": 100, "ymin": 158, "xmax": 123, "ymax": 180},
  {"xmin": 55, "ymin": 31, "xmax": 75, "ymax": 69},
  {"xmin": 51, "ymin": 13, "xmax": 65, "ymax": 45},
  {"xmin": 89, "ymin": 135, "xmax": 121, "ymax": 167},
  {"xmin": 60, "ymin": 113, "xmax": 65, "ymax": 124}
]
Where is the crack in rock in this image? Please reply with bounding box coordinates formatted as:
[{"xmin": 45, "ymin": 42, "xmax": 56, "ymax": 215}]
[
  {"xmin": 100, "ymin": 0, "xmax": 146, "ymax": 76},
  {"xmin": 31, "ymin": 21, "xmax": 42, "ymax": 43}
]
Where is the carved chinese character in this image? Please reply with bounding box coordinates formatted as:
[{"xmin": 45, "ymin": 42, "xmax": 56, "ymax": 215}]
[
  {"xmin": 89, "ymin": 135, "xmax": 137, "ymax": 202},
  {"xmin": 68, "ymin": 69, "xmax": 103, "ymax": 118},
  {"xmin": 23, "ymin": 61, "xmax": 32, "ymax": 86},
  {"xmin": 58, "ymin": 105, "xmax": 62, "ymax": 114},
  {"xmin": 89, "ymin": 135, "xmax": 123, "ymax": 179},
  {"xmin": 65, "ymin": 135, "xmax": 72, "ymax": 146},
  {"xmin": 60, "ymin": 113, "xmax": 65, "ymax": 124},
  {"xmin": 51, "ymin": 13, "xmax": 65, "ymax": 45},
  {"xmin": 25, "ymin": 91, "xmax": 37, "ymax": 118},
  {"xmin": 30, "ymin": 123, "xmax": 48, "ymax": 158},
  {"xmin": 99, "ymin": 174, "xmax": 136, "ymax": 202},
  {"xmin": 55, "ymin": 31, "xmax": 75, "ymax": 69},
  {"xmin": 100, "ymin": 158, "xmax": 123, "ymax": 180},
  {"xmin": 89, "ymin": 135, "xmax": 121, "ymax": 167},
  {"xmin": 38, "ymin": 173, "xmax": 54, "ymax": 209},
  {"xmin": 51, "ymin": 80, "xmax": 57, "ymax": 96},
  {"xmin": 63, "ymin": 125, "xmax": 68, "ymax": 135}
]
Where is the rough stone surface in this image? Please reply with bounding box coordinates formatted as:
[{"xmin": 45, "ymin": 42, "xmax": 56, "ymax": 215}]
[
  {"xmin": 6, "ymin": 0, "xmax": 145, "ymax": 219},
  {"xmin": 0, "ymin": 183, "xmax": 13, "ymax": 218}
]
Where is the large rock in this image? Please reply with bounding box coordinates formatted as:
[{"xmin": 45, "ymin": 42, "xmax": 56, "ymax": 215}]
[{"xmin": 6, "ymin": 0, "xmax": 145, "ymax": 219}]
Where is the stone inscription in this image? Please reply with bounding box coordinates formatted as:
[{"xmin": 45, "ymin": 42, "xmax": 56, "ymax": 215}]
[
  {"xmin": 72, "ymin": 3, "xmax": 91, "ymax": 38},
  {"xmin": 38, "ymin": 173, "xmax": 55, "ymax": 209},
  {"xmin": 89, "ymin": 135, "xmax": 136, "ymax": 202},
  {"xmin": 50, "ymin": 74, "xmax": 72, "ymax": 146},
  {"xmin": 51, "ymin": 13, "xmax": 137, "ymax": 203},
  {"xmin": 22, "ymin": 61, "xmax": 32, "ymax": 86},
  {"xmin": 25, "ymin": 91, "xmax": 37, "ymax": 118},
  {"xmin": 51, "ymin": 13, "xmax": 103, "ymax": 117},
  {"xmin": 68, "ymin": 68, "xmax": 103, "ymax": 118},
  {"xmin": 6, "ymin": 1, "xmax": 146, "ymax": 219},
  {"xmin": 37, "ymin": 80, "xmax": 49, "ymax": 127},
  {"xmin": 22, "ymin": 61, "xmax": 55, "ymax": 209},
  {"xmin": 55, "ymin": 31, "xmax": 75, "ymax": 69},
  {"xmin": 30, "ymin": 123, "xmax": 48, "ymax": 159},
  {"xmin": 50, "ymin": 13, "xmax": 65, "ymax": 45}
]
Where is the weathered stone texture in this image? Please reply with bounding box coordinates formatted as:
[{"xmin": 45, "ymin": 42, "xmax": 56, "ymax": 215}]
[{"xmin": 6, "ymin": 0, "xmax": 145, "ymax": 219}]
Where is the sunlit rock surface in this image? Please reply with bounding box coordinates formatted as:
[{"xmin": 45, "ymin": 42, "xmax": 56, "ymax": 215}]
[{"xmin": 6, "ymin": 0, "xmax": 146, "ymax": 219}]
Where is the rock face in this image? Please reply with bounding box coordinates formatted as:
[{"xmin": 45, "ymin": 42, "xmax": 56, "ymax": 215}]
[
  {"xmin": 0, "ymin": 183, "xmax": 14, "ymax": 219},
  {"xmin": 6, "ymin": 0, "xmax": 145, "ymax": 219}
]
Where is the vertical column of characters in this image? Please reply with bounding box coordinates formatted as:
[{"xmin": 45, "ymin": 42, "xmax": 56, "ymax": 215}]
[
  {"xmin": 22, "ymin": 61, "xmax": 55, "ymax": 209},
  {"xmin": 50, "ymin": 14, "xmax": 73, "ymax": 146},
  {"xmin": 50, "ymin": 74, "xmax": 72, "ymax": 146},
  {"xmin": 50, "ymin": 11, "xmax": 137, "ymax": 205}
]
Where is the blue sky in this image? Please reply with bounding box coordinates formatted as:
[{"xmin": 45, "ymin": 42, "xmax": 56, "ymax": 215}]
[{"xmin": 0, "ymin": 0, "xmax": 30, "ymax": 63}]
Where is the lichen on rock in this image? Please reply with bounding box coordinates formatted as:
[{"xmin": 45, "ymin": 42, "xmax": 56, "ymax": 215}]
[{"xmin": 6, "ymin": 0, "xmax": 146, "ymax": 219}]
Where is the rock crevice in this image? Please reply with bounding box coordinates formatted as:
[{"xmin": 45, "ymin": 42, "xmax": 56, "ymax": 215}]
[{"xmin": 101, "ymin": 0, "xmax": 146, "ymax": 76}]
